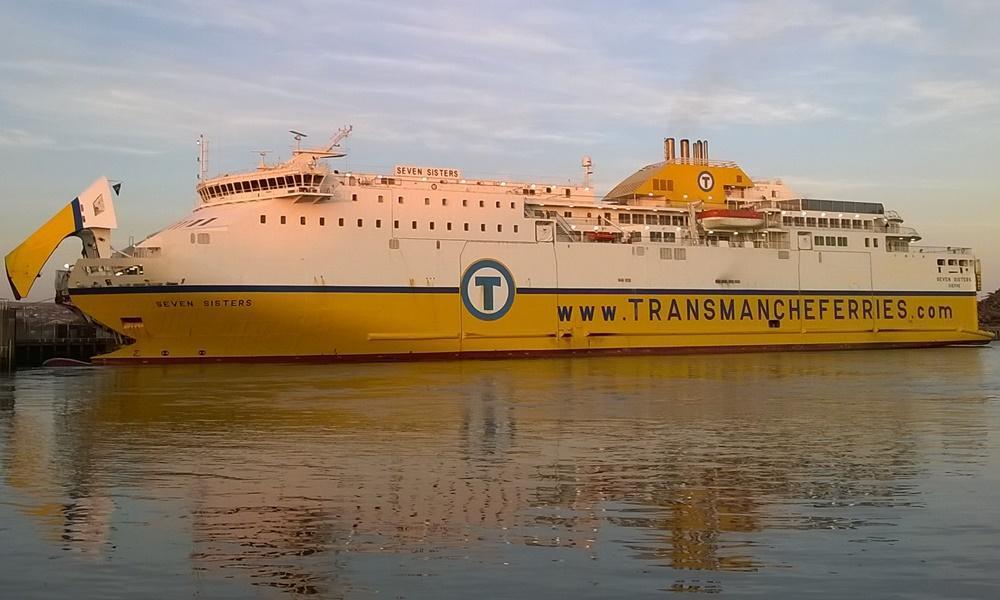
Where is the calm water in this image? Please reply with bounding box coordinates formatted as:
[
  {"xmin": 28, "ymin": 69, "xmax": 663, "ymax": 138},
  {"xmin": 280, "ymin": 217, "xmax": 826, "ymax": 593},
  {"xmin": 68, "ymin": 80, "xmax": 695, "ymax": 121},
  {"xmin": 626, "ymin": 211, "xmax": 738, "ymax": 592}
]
[{"xmin": 1, "ymin": 348, "xmax": 999, "ymax": 599}]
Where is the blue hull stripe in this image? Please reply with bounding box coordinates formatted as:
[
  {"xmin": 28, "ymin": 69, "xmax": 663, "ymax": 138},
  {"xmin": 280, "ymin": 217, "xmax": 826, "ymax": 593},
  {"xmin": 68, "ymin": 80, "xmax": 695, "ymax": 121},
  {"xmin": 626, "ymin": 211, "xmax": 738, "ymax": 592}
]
[{"xmin": 68, "ymin": 284, "xmax": 977, "ymax": 298}]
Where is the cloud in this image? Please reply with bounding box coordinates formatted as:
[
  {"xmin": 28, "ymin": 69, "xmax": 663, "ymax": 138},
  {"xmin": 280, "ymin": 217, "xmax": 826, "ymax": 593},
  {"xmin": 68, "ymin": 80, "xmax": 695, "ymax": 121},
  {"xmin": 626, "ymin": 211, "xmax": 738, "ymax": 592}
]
[{"xmin": 889, "ymin": 80, "xmax": 1000, "ymax": 125}]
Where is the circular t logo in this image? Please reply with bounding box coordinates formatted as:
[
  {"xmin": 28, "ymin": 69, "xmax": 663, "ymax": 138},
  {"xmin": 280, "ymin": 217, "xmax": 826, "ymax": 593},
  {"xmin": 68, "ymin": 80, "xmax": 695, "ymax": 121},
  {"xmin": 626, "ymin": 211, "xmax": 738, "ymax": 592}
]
[
  {"xmin": 461, "ymin": 259, "xmax": 515, "ymax": 321},
  {"xmin": 697, "ymin": 171, "xmax": 715, "ymax": 192}
]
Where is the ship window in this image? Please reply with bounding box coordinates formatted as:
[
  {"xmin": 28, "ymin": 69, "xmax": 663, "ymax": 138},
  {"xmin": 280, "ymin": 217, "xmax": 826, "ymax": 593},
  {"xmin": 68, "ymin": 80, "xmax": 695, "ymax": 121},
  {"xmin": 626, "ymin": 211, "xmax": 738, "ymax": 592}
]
[
  {"xmin": 294, "ymin": 174, "xmax": 302, "ymax": 186},
  {"xmin": 376, "ymin": 219, "xmax": 381, "ymax": 228},
  {"xmin": 864, "ymin": 220, "xmax": 873, "ymax": 230},
  {"xmin": 303, "ymin": 174, "xmax": 312, "ymax": 186},
  {"xmin": 564, "ymin": 211, "xmax": 572, "ymax": 218},
  {"xmin": 442, "ymin": 198, "xmax": 448, "ymax": 206},
  {"xmin": 841, "ymin": 219, "xmax": 851, "ymax": 228},
  {"xmin": 238, "ymin": 181, "xmax": 248, "ymax": 192},
  {"xmin": 251, "ymin": 180, "xmax": 260, "ymax": 191},
  {"xmin": 806, "ymin": 217, "xmax": 817, "ymax": 227},
  {"xmin": 447, "ymin": 222, "xmax": 452, "ymax": 230},
  {"xmin": 320, "ymin": 217, "xmax": 326, "ymax": 226},
  {"xmin": 771, "ymin": 190, "xmax": 777, "ymax": 198},
  {"xmin": 338, "ymin": 218, "xmax": 344, "ymax": 226},
  {"xmin": 497, "ymin": 224, "xmax": 503, "ymax": 232},
  {"xmin": 197, "ymin": 233, "xmax": 210, "ymax": 244},
  {"xmin": 736, "ymin": 175, "xmax": 743, "ymax": 183},
  {"xmin": 481, "ymin": 224, "xmax": 486, "ymax": 232},
  {"xmin": 619, "ymin": 213, "xmax": 631, "ymax": 224},
  {"xmin": 260, "ymin": 215, "xmax": 266, "ymax": 224},
  {"xmin": 378, "ymin": 195, "xmax": 384, "ymax": 203},
  {"xmin": 464, "ymin": 223, "xmax": 469, "ymax": 231},
  {"xmin": 479, "ymin": 201, "xmax": 484, "ymax": 208},
  {"xmin": 937, "ymin": 259, "xmax": 946, "ymax": 265},
  {"xmin": 660, "ymin": 247, "xmax": 672, "ymax": 259},
  {"xmin": 852, "ymin": 220, "xmax": 862, "ymax": 229},
  {"xmin": 412, "ymin": 221, "xmax": 417, "ymax": 229},
  {"xmin": 510, "ymin": 202, "xmax": 516, "ymax": 209},
  {"xmin": 948, "ymin": 259, "xmax": 957, "ymax": 266},
  {"xmin": 826, "ymin": 236, "xmax": 835, "ymax": 246},
  {"xmin": 838, "ymin": 236, "xmax": 848, "ymax": 247},
  {"xmin": 430, "ymin": 222, "xmax": 435, "ymax": 230},
  {"xmin": 276, "ymin": 176, "xmax": 286, "ymax": 187},
  {"xmin": 463, "ymin": 199, "xmax": 468, "ymax": 207},
  {"xmin": 667, "ymin": 180, "xmax": 674, "ymax": 191},
  {"xmin": 873, "ymin": 238, "xmax": 879, "ymax": 248},
  {"xmin": 514, "ymin": 225, "xmax": 519, "ymax": 233},
  {"xmin": 398, "ymin": 196, "xmax": 404, "ymax": 203},
  {"xmin": 865, "ymin": 238, "xmax": 870, "ymax": 247},
  {"xmin": 565, "ymin": 189, "xmax": 571, "ymax": 197},
  {"xmin": 673, "ymin": 216, "xmax": 686, "ymax": 226},
  {"xmin": 394, "ymin": 220, "xmax": 399, "ymax": 228},
  {"xmin": 653, "ymin": 179, "xmax": 661, "ymax": 191},
  {"xmin": 657, "ymin": 215, "xmax": 668, "ymax": 225},
  {"xmin": 190, "ymin": 233, "xmax": 196, "ymax": 243},
  {"xmin": 818, "ymin": 218, "xmax": 828, "ymax": 227},
  {"xmin": 280, "ymin": 215, "xmax": 287, "ymax": 224},
  {"xmin": 815, "ymin": 236, "xmax": 824, "ymax": 246},
  {"xmin": 268, "ymin": 178, "xmax": 277, "ymax": 188},
  {"xmin": 357, "ymin": 219, "xmax": 363, "ymax": 227},
  {"xmin": 793, "ymin": 217, "xmax": 805, "ymax": 226},
  {"xmin": 665, "ymin": 232, "xmax": 676, "ymax": 242},
  {"xmin": 650, "ymin": 231, "xmax": 663, "ymax": 242},
  {"xmin": 425, "ymin": 197, "xmax": 430, "ymax": 205},
  {"xmin": 675, "ymin": 248, "xmax": 686, "ymax": 260},
  {"xmin": 300, "ymin": 216, "xmax": 306, "ymax": 225},
  {"xmin": 352, "ymin": 194, "xmax": 358, "ymax": 201},
  {"xmin": 647, "ymin": 215, "xmax": 658, "ymax": 225},
  {"xmin": 227, "ymin": 183, "xmax": 235, "ymax": 194},
  {"xmin": 782, "ymin": 216, "xmax": 793, "ymax": 226},
  {"xmin": 496, "ymin": 201, "xmax": 501, "ymax": 208},
  {"xmin": 313, "ymin": 175, "xmax": 325, "ymax": 187}
]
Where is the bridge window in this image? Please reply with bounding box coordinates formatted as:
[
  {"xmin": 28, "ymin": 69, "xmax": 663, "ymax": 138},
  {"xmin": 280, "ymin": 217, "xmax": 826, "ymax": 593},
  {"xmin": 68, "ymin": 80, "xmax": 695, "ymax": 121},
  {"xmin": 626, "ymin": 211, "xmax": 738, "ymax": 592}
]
[
  {"xmin": 268, "ymin": 178, "xmax": 277, "ymax": 188},
  {"xmin": 276, "ymin": 176, "xmax": 286, "ymax": 187},
  {"xmin": 251, "ymin": 180, "xmax": 261, "ymax": 191}
]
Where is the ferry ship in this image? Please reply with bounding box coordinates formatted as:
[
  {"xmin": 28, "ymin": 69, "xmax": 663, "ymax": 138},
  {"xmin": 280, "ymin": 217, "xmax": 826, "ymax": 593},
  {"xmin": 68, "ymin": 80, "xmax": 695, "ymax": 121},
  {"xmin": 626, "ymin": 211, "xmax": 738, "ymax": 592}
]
[{"xmin": 5, "ymin": 129, "xmax": 992, "ymax": 363}]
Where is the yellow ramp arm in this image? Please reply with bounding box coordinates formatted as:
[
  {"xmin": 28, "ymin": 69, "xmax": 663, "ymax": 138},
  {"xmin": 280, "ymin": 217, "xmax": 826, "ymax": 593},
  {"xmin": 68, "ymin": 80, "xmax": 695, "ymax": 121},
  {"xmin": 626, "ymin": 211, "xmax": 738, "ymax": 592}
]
[{"xmin": 5, "ymin": 199, "xmax": 82, "ymax": 300}]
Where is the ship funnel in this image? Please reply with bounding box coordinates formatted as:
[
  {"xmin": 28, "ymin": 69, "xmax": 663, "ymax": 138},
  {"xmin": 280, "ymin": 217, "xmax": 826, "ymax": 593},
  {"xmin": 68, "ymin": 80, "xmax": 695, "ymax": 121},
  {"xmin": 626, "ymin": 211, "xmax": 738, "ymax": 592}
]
[
  {"xmin": 664, "ymin": 137, "xmax": 676, "ymax": 161},
  {"xmin": 702, "ymin": 140, "xmax": 709, "ymax": 163},
  {"xmin": 680, "ymin": 139, "xmax": 690, "ymax": 162},
  {"xmin": 693, "ymin": 141, "xmax": 703, "ymax": 163}
]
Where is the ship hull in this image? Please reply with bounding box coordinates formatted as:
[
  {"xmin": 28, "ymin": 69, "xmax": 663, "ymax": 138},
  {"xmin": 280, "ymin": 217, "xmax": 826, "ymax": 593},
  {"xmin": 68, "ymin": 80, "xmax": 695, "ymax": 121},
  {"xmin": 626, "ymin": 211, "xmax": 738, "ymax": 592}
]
[{"xmin": 71, "ymin": 287, "xmax": 992, "ymax": 364}]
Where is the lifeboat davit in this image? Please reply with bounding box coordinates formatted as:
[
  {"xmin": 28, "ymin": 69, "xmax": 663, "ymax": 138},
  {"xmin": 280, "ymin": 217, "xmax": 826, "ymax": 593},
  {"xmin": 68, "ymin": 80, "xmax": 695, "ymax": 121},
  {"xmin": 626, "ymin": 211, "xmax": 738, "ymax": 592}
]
[{"xmin": 697, "ymin": 209, "xmax": 765, "ymax": 230}]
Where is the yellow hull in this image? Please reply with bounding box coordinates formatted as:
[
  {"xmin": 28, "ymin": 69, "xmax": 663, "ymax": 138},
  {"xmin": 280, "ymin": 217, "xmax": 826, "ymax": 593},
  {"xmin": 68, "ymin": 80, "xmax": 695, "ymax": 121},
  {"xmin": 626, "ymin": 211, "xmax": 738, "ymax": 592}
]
[{"xmin": 70, "ymin": 287, "xmax": 992, "ymax": 363}]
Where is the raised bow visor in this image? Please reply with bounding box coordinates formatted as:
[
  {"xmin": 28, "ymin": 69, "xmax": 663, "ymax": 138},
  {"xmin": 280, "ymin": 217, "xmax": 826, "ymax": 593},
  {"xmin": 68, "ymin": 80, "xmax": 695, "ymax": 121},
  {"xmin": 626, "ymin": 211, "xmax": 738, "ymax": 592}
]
[{"xmin": 5, "ymin": 177, "xmax": 119, "ymax": 299}]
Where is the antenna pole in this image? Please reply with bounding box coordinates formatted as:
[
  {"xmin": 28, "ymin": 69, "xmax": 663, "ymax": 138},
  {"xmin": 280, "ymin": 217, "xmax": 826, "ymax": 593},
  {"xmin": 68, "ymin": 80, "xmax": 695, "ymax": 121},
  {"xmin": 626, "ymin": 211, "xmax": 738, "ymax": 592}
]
[
  {"xmin": 581, "ymin": 155, "xmax": 593, "ymax": 188},
  {"xmin": 197, "ymin": 134, "xmax": 209, "ymax": 180}
]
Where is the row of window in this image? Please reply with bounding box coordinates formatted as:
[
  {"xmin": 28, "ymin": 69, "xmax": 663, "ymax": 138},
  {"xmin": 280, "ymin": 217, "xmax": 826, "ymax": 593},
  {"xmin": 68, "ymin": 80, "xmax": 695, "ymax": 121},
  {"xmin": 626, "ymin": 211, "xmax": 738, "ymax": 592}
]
[
  {"xmin": 814, "ymin": 236, "xmax": 849, "ymax": 247},
  {"xmin": 200, "ymin": 173, "xmax": 323, "ymax": 201},
  {"xmin": 784, "ymin": 216, "xmax": 873, "ymax": 230},
  {"xmin": 651, "ymin": 178, "xmax": 674, "ymax": 192},
  {"xmin": 354, "ymin": 194, "xmax": 520, "ymax": 210},
  {"xmin": 619, "ymin": 213, "xmax": 689, "ymax": 226},
  {"xmin": 258, "ymin": 214, "xmax": 520, "ymax": 233}
]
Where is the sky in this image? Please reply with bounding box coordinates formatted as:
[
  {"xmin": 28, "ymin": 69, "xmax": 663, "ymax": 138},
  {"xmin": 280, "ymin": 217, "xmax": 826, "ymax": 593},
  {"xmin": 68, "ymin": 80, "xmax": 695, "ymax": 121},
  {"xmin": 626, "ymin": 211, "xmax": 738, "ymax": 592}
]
[{"xmin": 1, "ymin": 0, "xmax": 999, "ymax": 299}]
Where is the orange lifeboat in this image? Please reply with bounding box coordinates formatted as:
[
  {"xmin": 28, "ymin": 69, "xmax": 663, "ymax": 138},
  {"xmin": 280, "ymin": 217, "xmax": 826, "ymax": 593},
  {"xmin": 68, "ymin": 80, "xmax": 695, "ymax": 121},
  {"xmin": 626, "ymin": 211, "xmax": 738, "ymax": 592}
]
[{"xmin": 697, "ymin": 209, "xmax": 765, "ymax": 230}]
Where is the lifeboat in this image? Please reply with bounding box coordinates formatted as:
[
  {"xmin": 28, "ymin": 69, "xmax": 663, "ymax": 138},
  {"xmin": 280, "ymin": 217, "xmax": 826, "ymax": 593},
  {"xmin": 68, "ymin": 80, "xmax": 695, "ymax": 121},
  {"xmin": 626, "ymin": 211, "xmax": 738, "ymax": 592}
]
[{"xmin": 697, "ymin": 209, "xmax": 765, "ymax": 230}]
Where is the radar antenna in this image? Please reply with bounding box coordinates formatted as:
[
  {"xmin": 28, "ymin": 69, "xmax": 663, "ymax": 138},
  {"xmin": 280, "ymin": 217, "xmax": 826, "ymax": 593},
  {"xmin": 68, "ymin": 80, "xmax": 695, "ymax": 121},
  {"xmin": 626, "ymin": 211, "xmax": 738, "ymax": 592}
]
[
  {"xmin": 581, "ymin": 155, "xmax": 593, "ymax": 188},
  {"xmin": 325, "ymin": 125, "xmax": 353, "ymax": 152},
  {"xmin": 253, "ymin": 150, "xmax": 272, "ymax": 170},
  {"xmin": 289, "ymin": 130, "xmax": 308, "ymax": 151}
]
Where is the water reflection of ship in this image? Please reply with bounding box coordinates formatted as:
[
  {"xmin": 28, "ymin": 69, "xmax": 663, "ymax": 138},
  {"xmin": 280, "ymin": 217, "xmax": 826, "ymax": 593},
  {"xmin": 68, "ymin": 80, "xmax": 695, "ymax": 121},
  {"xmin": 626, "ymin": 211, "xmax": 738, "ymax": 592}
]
[{"xmin": 0, "ymin": 350, "xmax": 991, "ymax": 594}]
